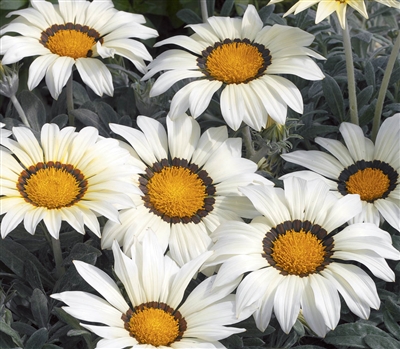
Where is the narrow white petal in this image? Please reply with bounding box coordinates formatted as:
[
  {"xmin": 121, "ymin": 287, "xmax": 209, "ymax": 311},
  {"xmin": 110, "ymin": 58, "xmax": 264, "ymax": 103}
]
[
  {"xmin": 309, "ymin": 274, "xmax": 340, "ymax": 330},
  {"xmin": 374, "ymin": 114, "xmax": 400, "ymax": 162},
  {"xmin": 167, "ymin": 115, "xmax": 200, "ymax": 161},
  {"xmin": 150, "ymin": 70, "xmax": 204, "ymax": 97},
  {"xmin": 51, "ymin": 291, "xmax": 124, "ymax": 327},
  {"xmin": 168, "ymin": 251, "xmax": 214, "ymax": 309},
  {"xmin": 375, "ymin": 198, "xmax": 400, "ymax": 232},
  {"xmin": 322, "ymin": 194, "xmax": 362, "ymax": 232},
  {"xmin": 189, "ymin": 79, "xmax": 221, "ymax": 118},
  {"xmin": 137, "ymin": 115, "xmax": 168, "ymax": 161},
  {"xmin": 73, "ymin": 261, "xmax": 130, "ymax": 314},
  {"xmin": 1, "ymin": 204, "xmax": 31, "ymax": 238},
  {"xmin": 315, "ymin": 137, "xmax": 354, "ymax": 167},
  {"xmin": 75, "ymin": 58, "xmax": 113, "ymax": 97},
  {"xmin": 281, "ymin": 150, "xmax": 344, "ymax": 180},
  {"xmin": 274, "ymin": 275, "xmax": 304, "ymax": 333},
  {"xmin": 80, "ymin": 324, "xmax": 129, "ymax": 340},
  {"xmin": 43, "ymin": 209, "xmax": 62, "ymax": 239},
  {"xmin": 154, "ymin": 35, "xmax": 204, "ymax": 54},
  {"xmin": 339, "ymin": 122, "xmax": 368, "ymax": 162},
  {"xmin": 241, "ymin": 5, "xmax": 263, "ymax": 41},
  {"xmin": 220, "ymin": 84, "xmax": 245, "ymax": 130},
  {"xmin": 45, "ymin": 56, "xmax": 74, "ymax": 100},
  {"xmin": 112, "ymin": 241, "xmax": 145, "ymax": 306}
]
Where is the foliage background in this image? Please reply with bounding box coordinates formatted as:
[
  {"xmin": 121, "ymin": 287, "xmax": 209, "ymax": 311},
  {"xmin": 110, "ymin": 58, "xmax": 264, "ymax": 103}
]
[{"xmin": 0, "ymin": 0, "xmax": 399, "ymax": 349}]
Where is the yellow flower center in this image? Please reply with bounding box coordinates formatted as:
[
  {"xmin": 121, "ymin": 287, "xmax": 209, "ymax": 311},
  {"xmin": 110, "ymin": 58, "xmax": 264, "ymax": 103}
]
[
  {"xmin": 198, "ymin": 39, "xmax": 271, "ymax": 84},
  {"xmin": 122, "ymin": 303, "xmax": 187, "ymax": 347},
  {"xmin": 128, "ymin": 307, "xmax": 179, "ymax": 346},
  {"xmin": 146, "ymin": 166, "xmax": 206, "ymax": 218},
  {"xmin": 40, "ymin": 23, "xmax": 102, "ymax": 59},
  {"xmin": 263, "ymin": 221, "xmax": 333, "ymax": 277},
  {"xmin": 17, "ymin": 162, "xmax": 87, "ymax": 209},
  {"xmin": 346, "ymin": 168, "xmax": 390, "ymax": 202}
]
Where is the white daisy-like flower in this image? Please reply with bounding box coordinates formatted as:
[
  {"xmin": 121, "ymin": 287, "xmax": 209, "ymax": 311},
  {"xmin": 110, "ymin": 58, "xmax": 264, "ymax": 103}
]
[
  {"xmin": 101, "ymin": 115, "xmax": 272, "ymax": 267},
  {"xmin": 51, "ymin": 232, "xmax": 245, "ymax": 348},
  {"xmin": 207, "ymin": 177, "xmax": 400, "ymax": 337},
  {"xmin": 281, "ymin": 114, "xmax": 400, "ymax": 231},
  {"xmin": 142, "ymin": 5, "xmax": 325, "ymax": 131},
  {"xmin": 269, "ymin": 0, "xmax": 400, "ymax": 29},
  {"xmin": 0, "ymin": 0, "xmax": 158, "ymax": 99},
  {"xmin": 0, "ymin": 123, "xmax": 141, "ymax": 239}
]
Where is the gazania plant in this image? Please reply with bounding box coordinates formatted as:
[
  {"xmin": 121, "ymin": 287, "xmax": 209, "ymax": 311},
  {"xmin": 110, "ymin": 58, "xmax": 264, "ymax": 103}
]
[{"xmin": 0, "ymin": 1, "xmax": 399, "ymax": 349}]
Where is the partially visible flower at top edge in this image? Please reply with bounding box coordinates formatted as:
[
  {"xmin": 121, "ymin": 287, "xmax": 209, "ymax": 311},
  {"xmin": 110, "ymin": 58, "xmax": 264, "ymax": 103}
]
[
  {"xmin": 206, "ymin": 177, "xmax": 400, "ymax": 337},
  {"xmin": 142, "ymin": 4, "xmax": 325, "ymax": 131},
  {"xmin": 102, "ymin": 115, "xmax": 273, "ymax": 268},
  {"xmin": 0, "ymin": 123, "xmax": 142, "ymax": 239},
  {"xmin": 51, "ymin": 232, "xmax": 246, "ymax": 348},
  {"xmin": 281, "ymin": 114, "xmax": 400, "ymax": 231},
  {"xmin": 0, "ymin": 0, "xmax": 158, "ymax": 100},
  {"xmin": 0, "ymin": 62, "xmax": 20, "ymax": 98},
  {"xmin": 268, "ymin": 0, "xmax": 400, "ymax": 29},
  {"xmin": 0, "ymin": 122, "xmax": 12, "ymax": 139}
]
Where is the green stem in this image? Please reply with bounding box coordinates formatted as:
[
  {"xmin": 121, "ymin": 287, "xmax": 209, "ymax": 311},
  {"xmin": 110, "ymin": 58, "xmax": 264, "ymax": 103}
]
[
  {"xmin": 200, "ymin": 0, "xmax": 208, "ymax": 23},
  {"xmin": 10, "ymin": 94, "xmax": 30, "ymax": 128},
  {"xmin": 342, "ymin": 17, "xmax": 358, "ymax": 125},
  {"xmin": 371, "ymin": 33, "xmax": 400, "ymax": 142},
  {"xmin": 66, "ymin": 74, "xmax": 74, "ymax": 126},
  {"xmin": 51, "ymin": 236, "xmax": 65, "ymax": 279}
]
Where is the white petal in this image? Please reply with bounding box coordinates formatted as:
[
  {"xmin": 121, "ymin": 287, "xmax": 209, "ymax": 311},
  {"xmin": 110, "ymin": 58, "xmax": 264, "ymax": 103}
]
[
  {"xmin": 374, "ymin": 114, "xmax": 400, "ymax": 162},
  {"xmin": 241, "ymin": 5, "xmax": 263, "ymax": 41},
  {"xmin": 274, "ymin": 275, "xmax": 304, "ymax": 333},
  {"xmin": 137, "ymin": 115, "xmax": 168, "ymax": 161},
  {"xmin": 150, "ymin": 70, "xmax": 204, "ymax": 97},
  {"xmin": 167, "ymin": 115, "xmax": 199, "ymax": 161},
  {"xmin": 315, "ymin": 137, "xmax": 354, "ymax": 167},
  {"xmin": 75, "ymin": 58, "xmax": 113, "ymax": 97},
  {"xmin": 154, "ymin": 35, "xmax": 204, "ymax": 54},
  {"xmin": 281, "ymin": 150, "xmax": 344, "ymax": 180},
  {"xmin": 189, "ymin": 79, "xmax": 222, "ymax": 118},
  {"xmin": 220, "ymin": 84, "xmax": 245, "ymax": 130},
  {"xmin": 45, "ymin": 56, "xmax": 74, "ymax": 100},
  {"xmin": 27, "ymin": 54, "xmax": 58, "ymax": 92},
  {"xmin": 73, "ymin": 261, "xmax": 130, "ymax": 313},
  {"xmin": 339, "ymin": 122, "xmax": 368, "ymax": 162},
  {"xmin": 51, "ymin": 291, "xmax": 124, "ymax": 327},
  {"xmin": 375, "ymin": 198, "xmax": 400, "ymax": 232}
]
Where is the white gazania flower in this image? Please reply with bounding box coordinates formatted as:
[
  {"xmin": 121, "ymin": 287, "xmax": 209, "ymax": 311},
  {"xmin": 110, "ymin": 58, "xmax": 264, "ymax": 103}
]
[
  {"xmin": 269, "ymin": 0, "xmax": 400, "ymax": 29},
  {"xmin": 207, "ymin": 177, "xmax": 400, "ymax": 337},
  {"xmin": 101, "ymin": 115, "xmax": 273, "ymax": 267},
  {"xmin": 142, "ymin": 5, "xmax": 324, "ymax": 131},
  {"xmin": 51, "ymin": 233, "xmax": 245, "ymax": 348},
  {"xmin": 281, "ymin": 114, "xmax": 400, "ymax": 231},
  {"xmin": 0, "ymin": 123, "xmax": 141, "ymax": 239},
  {"xmin": 0, "ymin": 0, "xmax": 158, "ymax": 99}
]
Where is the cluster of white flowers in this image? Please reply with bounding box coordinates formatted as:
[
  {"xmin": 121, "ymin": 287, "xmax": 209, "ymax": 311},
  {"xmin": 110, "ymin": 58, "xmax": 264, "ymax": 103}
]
[{"xmin": 0, "ymin": 1, "xmax": 399, "ymax": 348}]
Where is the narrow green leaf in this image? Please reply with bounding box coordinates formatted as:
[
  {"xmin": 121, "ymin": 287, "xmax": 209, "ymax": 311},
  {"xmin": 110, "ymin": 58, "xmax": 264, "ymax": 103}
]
[
  {"xmin": 0, "ymin": 239, "xmax": 54, "ymax": 287},
  {"xmin": 176, "ymin": 9, "xmax": 202, "ymax": 24},
  {"xmin": 364, "ymin": 335, "xmax": 400, "ymax": 349},
  {"xmin": 322, "ymin": 74, "xmax": 345, "ymax": 122},
  {"xmin": 30, "ymin": 289, "xmax": 49, "ymax": 329},
  {"xmin": 70, "ymin": 108, "xmax": 109, "ymax": 136},
  {"xmin": 364, "ymin": 61, "xmax": 375, "ymax": 89},
  {"xmin": 18, "ymin": 90, "xmax": 46, "ymax": 132},
  {"xmin": 258, "ymin": 4, "xmax": 275, "ymax": 24},
  {"xmin": 25, "ymin": 328, "xmax": 48, "ymax": 349},
  {"xmin": 325, "ymin": 323, "xmax": 392, "ymax": 348},
  {"xmin": 24, "ymin": 259, "xmax": 45, "ymax": 293},
  {"xmin": 357, "ymin": 86, "xmax": 374, "ymax": 110},
  {"xmin": 0, "ymin": 322, "xmax": 24, "ymax": 347},
  {"xmin": 220, "ymin": 0, "xmax": 234, "ymax": 16},
  {"xmin": 384, "ymin": 309, "xmax": 400, "ymax": 340}
]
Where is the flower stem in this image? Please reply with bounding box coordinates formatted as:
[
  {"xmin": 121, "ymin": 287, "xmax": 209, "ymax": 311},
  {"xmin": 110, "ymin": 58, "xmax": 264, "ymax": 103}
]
[
  {"xmin": 342, "ymin": 17, "xmax": 358, "ymax": 125},
  {"xmin": 200, "ymin": 0, "xmax": 208, "ymax": 23},
  {"xmin": 10, "ymin": 94, "xmax": 30, "ymax": 128},
  {"xmin": 66, "ymin": 74, "xmax": 74, "ymax": 126},
  {"xmin": 51, "ymin": 236, "xmax": 65, "ymax": 279},
  {"xmin": 371, "ymin": 33, "xmax": 400, "ymax": 142}
]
